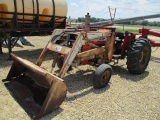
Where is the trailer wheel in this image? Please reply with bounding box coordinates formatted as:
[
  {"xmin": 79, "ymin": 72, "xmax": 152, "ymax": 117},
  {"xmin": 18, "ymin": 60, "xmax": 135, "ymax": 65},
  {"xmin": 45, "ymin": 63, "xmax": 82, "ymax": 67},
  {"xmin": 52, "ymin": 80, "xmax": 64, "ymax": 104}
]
[
  {"xmin": 93, "ymin": 64, "xmax": 112, "ymax": 89},
  {"xmin": 127, "ymin": 38, "xmax": 151, "ymax": 74},
  {"xmin": 57, "ymin": 56, "xmax": 72, "ymax": 70}
]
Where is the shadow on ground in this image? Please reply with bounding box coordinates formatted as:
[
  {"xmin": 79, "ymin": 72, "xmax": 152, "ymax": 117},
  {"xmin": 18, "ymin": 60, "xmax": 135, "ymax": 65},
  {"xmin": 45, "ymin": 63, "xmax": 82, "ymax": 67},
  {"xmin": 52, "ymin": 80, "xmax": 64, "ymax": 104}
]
[
  {"xmin": 150, "ymin": 56, "xmax": 160, "ymax": 63},
  {"xmin": 111, "ymin": 65, "xmax": 149, "ymax": 82},
  {"xmin": 38, "ymin": 69, "xmax": 110, "ymax": 120},
  {"xmin": 0, "ymin": 48, "xmax": 53, "ymax": 68},
  {"xmin": 53, "ymin": 64, "xmax": 149, "ymax": 102},
  {"xmin": 62, "ymin": 68, "xmax": 110, "ymax": 101},
  {"xmin": 34, "ymin": 108, "xmax": 64, "ymax": 120}
]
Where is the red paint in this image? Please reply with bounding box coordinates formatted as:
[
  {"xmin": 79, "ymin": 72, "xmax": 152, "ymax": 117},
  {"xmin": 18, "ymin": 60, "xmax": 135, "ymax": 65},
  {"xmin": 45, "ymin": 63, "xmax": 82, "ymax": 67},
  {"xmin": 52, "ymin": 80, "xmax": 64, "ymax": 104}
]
[
  {"xmin": 122, "ymin": 32, "xmax": 135, "ymax": 50},
  {"xmin": 139, "ymin": 28, "xmax": 160, "ymax": 47},
  {"xmin": 81, "ymin": 45, "xmax": 92, "ymax": 64}
]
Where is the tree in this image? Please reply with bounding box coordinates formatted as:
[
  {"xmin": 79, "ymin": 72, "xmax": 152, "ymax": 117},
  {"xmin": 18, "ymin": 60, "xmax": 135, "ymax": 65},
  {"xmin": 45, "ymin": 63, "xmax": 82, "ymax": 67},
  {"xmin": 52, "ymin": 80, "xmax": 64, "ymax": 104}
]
[
  {"xmin": 91, "ymin": 17, "xmax": 97, "ymax": 22},
  {"xmin": 141, "ymin": 20, "xmax": 149, "ymax": 26}
]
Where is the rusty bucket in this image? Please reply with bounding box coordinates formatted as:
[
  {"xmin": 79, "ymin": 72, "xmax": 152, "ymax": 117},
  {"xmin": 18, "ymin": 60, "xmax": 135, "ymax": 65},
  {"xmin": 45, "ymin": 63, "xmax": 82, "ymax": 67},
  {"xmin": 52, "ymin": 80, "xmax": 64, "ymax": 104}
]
[{"xmin": 3, "ymin": 54, "xmax": 67, "ymax": 119}]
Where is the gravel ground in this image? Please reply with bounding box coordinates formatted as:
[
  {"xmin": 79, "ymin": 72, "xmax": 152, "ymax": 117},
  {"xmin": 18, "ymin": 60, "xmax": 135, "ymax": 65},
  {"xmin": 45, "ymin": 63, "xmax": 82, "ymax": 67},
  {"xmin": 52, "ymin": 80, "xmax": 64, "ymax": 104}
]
[{"xmin": 0, "ymin": 33, "xmax": 160, "ymax": 120}]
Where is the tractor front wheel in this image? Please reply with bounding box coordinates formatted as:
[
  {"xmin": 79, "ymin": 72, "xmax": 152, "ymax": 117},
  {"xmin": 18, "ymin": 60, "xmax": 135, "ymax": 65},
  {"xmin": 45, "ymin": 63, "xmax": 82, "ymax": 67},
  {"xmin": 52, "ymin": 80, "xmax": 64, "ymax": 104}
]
[
  {"xmin": 127, "ymin": 38, "xmax": 151, "ymax": 74},
  {"xmin": 93, "ymin": 64, "xmax": 112, "ymax": 89}
]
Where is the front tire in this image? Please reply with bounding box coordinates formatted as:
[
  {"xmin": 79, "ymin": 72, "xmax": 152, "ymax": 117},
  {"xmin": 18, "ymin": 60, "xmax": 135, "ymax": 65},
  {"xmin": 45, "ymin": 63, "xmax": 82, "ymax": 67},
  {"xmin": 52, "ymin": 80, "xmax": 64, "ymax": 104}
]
[
  {"xmin": 127, "ymin": 38, "xmax": 151, "ymax": 74},
  {"xmin": 93, "ymin": 64, "xmax": 112, "ymax": 89}
]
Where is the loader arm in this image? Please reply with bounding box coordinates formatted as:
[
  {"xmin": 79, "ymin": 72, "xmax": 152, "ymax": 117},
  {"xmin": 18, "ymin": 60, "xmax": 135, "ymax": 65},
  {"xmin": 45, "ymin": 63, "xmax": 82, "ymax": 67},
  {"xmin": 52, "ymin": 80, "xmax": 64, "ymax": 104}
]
[
  {"xmin": 104, "ymin": 32, "xmax": 115, "ymax": 62},
  {"xmin": 58, "ymin": 32, "xmax": 85, "ymax": 78},
  {"xmin": 36, "ymin": 31, "xmax": 85, "ymax": 78},
  {"xmin": 75, "ymin": 31, "xmax": 114, "ymax": 63}
]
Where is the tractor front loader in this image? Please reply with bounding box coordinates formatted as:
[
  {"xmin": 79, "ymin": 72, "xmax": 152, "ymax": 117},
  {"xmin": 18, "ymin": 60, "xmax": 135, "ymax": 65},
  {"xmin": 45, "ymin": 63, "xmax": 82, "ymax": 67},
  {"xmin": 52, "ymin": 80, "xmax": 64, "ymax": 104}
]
[
  {"xmin": 3, "ymin": 29, "xmax": 115, "ymax": 118},
  {"xmin": 3, "ymin": 53, "xmax": 67, "ymax": 119}
]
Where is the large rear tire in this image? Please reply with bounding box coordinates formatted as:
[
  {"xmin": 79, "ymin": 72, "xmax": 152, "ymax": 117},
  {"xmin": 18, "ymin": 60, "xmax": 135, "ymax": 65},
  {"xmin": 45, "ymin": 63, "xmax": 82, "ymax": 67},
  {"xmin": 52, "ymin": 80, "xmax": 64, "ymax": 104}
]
[
  {"xmin": 127, "ymin": 38, "xmax": 151, "ymax": 74},
  {"xmin": 93, "ymin": 64, "xmax": 112, "ymax": 89}
]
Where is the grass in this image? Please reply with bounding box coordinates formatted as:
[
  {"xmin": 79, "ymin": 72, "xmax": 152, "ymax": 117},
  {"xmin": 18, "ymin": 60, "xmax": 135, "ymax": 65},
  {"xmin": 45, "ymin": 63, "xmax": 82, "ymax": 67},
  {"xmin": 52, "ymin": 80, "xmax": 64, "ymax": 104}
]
[
  {"xmin": 116, "ymin": 28, "xmax": 139, "ymax": 33},
  {"xmin": 71, "ymin": 24, "xmax": 79, "ymax": 26}
]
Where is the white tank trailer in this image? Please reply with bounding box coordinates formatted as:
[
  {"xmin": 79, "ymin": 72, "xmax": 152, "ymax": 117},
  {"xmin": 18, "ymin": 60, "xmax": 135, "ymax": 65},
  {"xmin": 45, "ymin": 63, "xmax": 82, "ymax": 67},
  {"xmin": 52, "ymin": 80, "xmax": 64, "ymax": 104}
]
[
  {"xmin": 0, "ymin": 0, "xmax": 68, "ymax": 36},
  {"xmin": 0, "ymin": 0, "xmax": 68, "ymax": 56}
]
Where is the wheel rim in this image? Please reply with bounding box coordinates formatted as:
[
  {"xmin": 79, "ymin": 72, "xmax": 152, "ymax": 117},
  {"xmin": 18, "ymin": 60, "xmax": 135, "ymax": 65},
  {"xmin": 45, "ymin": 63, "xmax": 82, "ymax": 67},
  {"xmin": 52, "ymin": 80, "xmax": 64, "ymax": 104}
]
[
  {"xmin": 100, "ymin": 70, "xmax": 110, "ymax": 85},
  {"xmin": 139, "ymin": 46, "xmax": 150, "ymax": 67}
]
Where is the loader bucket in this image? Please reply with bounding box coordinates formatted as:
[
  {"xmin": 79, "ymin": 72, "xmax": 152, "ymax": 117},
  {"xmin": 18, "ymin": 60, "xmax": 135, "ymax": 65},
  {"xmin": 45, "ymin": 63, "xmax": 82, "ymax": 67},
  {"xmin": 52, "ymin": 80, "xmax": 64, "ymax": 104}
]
[{"xmin": 3, "ymin": 53, "xmax": 67, "ymax": 119}]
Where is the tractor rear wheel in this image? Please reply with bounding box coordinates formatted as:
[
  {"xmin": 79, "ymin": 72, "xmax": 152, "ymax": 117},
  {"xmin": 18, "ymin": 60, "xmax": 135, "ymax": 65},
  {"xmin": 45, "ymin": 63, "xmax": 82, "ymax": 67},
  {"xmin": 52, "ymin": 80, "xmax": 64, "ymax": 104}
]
[
  {"xmin": 93, "ymin": 64, "xmax": 112, "ymax": 89},
  {"xmin": 127, "ymin": 38, "xmax": 151, "ymax": 74}
]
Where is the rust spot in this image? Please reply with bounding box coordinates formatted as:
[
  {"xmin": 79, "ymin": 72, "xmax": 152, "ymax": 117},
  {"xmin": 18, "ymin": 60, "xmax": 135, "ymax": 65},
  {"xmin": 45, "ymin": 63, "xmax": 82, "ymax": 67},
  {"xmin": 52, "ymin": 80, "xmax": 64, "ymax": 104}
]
[
  {"xmin": 40, "ymin": 8, "xmax": 49, "ymax": 22},
  {"xmin": 0, "ymin": 4, "xmax": 8, "ymax": 18}
]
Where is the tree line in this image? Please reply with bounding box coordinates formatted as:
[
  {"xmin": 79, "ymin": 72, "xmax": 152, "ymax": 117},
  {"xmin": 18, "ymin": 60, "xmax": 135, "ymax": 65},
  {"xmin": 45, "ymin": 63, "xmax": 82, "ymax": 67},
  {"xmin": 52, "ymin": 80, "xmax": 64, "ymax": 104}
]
[
  {"xmin": 70, "ymin": 17, "xmax": 109, "ymax": 23},
  {"xmin": 115, "ymin": 20, "xmax": 160, "ymax": 27}
]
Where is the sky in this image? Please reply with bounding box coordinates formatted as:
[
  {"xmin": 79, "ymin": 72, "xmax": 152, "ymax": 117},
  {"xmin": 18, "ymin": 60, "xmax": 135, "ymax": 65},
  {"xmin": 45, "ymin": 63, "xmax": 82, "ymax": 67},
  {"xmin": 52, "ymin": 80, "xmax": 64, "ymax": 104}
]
[{"xmin": 67, "ymin": 0, "xmax": 160, "ymax": 21}]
